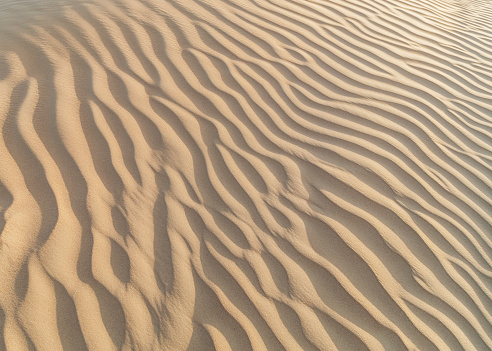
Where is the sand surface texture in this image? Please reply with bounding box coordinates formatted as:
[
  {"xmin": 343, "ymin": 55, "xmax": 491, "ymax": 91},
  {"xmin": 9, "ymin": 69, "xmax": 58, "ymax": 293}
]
[{"xmin": 1, "ymin": 0, "xmax": 492, "ymax": 350}]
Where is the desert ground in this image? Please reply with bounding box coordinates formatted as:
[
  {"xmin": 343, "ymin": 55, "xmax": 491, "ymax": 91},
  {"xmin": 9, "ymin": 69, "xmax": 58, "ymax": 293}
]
[{"xmin": 0, "ymin": 0, "xmax": 492, "ymax": 350}]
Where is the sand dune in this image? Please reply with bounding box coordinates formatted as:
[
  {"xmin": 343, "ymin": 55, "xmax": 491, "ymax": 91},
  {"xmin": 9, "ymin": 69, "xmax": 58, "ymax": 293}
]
[{"xmin": 0, "ymin": 0, "xmax": 491, "ymax": 349}]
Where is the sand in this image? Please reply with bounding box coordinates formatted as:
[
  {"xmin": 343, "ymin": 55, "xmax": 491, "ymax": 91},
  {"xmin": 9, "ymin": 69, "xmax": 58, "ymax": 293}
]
[{"xmin": 0, "ymin": 0, "xmax": 491, "ymax": 349}]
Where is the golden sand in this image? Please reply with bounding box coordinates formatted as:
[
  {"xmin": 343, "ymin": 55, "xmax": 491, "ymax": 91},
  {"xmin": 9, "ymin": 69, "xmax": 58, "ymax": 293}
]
[{"xmin": 0, "ymin": 0, "xmax": 491, "ymax": 349}]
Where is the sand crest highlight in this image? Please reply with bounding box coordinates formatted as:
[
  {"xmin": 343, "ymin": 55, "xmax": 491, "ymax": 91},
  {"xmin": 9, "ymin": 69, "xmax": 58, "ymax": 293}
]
[{"xmin": 0, "ymin": 0, "xmax": 491, "ymax": 350}]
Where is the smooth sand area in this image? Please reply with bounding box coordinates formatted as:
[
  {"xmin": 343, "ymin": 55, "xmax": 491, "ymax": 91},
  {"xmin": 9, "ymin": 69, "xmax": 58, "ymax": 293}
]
[{"xmin": 0, "ymin": 0, "xmax": 492, "ymax": 350}]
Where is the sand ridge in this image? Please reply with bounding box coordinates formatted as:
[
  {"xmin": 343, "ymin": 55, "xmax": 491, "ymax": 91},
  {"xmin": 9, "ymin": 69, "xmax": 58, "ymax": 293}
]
[{"xmin": 0, "ymin": 0, "xmax": 491, "ymax": 350}]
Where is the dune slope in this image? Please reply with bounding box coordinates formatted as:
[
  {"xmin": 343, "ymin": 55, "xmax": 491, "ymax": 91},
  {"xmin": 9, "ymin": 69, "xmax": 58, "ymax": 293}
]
[{"xmin": 0, "ymin": 0, "xmax": 492, "ymax": 350}]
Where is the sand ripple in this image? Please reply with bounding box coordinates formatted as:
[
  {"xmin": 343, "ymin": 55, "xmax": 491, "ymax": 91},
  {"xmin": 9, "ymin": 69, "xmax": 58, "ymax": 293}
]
[{"xmin": 0, "ymin": 0, "xmax": 491, "ymax": 350}]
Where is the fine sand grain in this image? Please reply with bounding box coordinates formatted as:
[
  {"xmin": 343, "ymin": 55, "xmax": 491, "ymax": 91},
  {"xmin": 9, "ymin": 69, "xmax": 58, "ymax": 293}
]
[{"xmin": 0, "ymin": 0, "xmax": 492, "ymax": 350}]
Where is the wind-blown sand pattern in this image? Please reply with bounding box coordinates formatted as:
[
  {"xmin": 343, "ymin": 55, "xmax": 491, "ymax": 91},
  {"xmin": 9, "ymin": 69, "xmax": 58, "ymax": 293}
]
[{"xmin": 0, "ymin": 0, "xmax": 492, "ymax": 349}]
